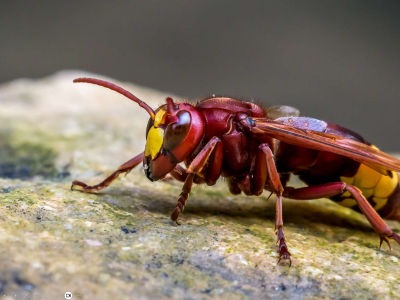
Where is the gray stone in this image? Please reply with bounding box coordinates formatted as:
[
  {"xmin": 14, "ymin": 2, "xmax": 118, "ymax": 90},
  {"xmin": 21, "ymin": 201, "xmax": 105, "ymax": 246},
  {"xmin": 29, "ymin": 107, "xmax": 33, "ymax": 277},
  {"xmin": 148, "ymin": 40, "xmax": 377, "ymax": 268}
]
[{"xmin": 0, "ymin": 71, "xmax": 399, "ymax": 300}]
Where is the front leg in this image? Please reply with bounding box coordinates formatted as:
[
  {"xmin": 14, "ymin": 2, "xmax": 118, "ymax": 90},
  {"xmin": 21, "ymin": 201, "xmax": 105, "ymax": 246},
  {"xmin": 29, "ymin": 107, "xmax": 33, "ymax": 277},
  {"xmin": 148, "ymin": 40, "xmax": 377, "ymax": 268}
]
[
  {"xmin": 259, "ymin": 144, "xmax": 291, "ymax": 266},
  {"xmin": 170, "ymin": 137, "xmax": 222, "ymax": 224},
  {"xmin": 71, "ymin": 152, "xmax": 144, "ymax": 192}
]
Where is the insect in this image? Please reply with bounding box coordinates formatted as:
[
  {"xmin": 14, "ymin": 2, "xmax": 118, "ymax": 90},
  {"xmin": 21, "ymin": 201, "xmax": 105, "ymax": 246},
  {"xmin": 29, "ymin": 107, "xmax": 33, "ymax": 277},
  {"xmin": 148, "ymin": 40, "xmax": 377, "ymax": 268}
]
[{"xmin": 71, "ymin": 77, "xmax": 400, "ymax": 265}]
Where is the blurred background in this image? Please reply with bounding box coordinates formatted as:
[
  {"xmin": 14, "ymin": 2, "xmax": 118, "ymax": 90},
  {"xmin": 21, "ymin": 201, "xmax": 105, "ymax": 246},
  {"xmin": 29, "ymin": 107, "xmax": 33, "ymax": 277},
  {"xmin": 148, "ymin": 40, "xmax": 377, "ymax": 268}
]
[{"xmin": 1, "ymin": 1, "xmax": 399, "ymax": 150}]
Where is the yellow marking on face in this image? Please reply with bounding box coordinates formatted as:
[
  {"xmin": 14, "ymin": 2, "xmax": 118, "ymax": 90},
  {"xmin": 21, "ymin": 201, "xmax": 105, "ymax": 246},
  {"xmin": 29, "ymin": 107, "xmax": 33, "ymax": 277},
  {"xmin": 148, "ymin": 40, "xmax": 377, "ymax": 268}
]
[
  {"xmin": 154, "ymin": 109, "xmax": 167, "ymax": 127},
  {"xmin": 144, "ymin": 126, "xmax": 164, "ymax": 159}
]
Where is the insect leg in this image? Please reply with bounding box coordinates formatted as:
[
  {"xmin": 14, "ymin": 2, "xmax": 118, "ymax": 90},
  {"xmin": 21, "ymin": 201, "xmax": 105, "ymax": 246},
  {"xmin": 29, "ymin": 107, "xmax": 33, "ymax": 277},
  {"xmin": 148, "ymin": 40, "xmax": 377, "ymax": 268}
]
[
  {"xmin": 71, "ymin": 152, "xmax": 144, "ymax": 192},
  {"xmin": 283, "ymin": 183, "xmax": 400, "ymax": 248},
  {"xmin": 259, "ymin": 144, "xmax": 291, "ymax": 265},
  {"xmin": 170, "ymin": 173, "xmax": 195, "ymax": 225},
  {"xmin": 168, "ymin": 165, "xmax": 210, "ymax": 185},
  {"xmin": 170, "ymin": 137, "xmax": 222, "ymax": 224},
  {"xmin": 167, "ymin": 165, "xmax": 188, "ymax": 182}
]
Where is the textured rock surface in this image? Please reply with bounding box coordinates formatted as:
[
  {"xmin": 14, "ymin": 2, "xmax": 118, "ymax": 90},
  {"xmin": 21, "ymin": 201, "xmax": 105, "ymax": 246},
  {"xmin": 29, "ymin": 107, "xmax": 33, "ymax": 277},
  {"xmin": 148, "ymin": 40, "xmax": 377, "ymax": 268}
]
[{"xmin": 0, "ymin": 71, "xmax": 399, "ymax": 300}]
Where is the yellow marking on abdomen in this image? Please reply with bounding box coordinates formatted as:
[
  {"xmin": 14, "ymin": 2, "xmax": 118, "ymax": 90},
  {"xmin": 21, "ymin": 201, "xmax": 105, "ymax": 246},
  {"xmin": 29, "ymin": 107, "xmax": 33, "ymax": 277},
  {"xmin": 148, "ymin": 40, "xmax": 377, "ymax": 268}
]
[{"xmin": 339, "ymin": 163, "xmax": 398, "ymax": 210}]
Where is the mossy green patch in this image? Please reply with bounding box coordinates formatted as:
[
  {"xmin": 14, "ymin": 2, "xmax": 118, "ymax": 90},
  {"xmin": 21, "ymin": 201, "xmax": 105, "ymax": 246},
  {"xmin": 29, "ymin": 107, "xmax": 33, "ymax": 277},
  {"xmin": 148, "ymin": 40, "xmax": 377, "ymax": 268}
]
[{"xmin": 0, "ymin": 131, "xmax": 59, "ymax": 179}]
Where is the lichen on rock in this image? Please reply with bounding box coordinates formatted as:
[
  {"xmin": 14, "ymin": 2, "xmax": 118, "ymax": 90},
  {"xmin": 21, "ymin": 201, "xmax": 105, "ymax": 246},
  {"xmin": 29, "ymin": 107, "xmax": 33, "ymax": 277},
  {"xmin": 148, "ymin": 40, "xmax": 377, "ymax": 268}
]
[{"xmin": 0, "ymin": 71, "xmax": 399, "ymax": 299}]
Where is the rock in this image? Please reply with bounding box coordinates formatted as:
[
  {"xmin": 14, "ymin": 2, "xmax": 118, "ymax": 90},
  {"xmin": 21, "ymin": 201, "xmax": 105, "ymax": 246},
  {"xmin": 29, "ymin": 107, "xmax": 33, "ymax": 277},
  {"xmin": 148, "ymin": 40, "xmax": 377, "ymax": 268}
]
[{"xmin": 0, "ymin": 71, "xmax": 399, "ymax": 299}]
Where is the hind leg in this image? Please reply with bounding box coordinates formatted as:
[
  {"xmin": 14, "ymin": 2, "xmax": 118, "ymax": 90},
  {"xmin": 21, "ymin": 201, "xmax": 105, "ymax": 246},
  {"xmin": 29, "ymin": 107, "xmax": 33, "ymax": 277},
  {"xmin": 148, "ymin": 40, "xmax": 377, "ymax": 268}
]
[{"xmin": 283, "ymin": 182, "xmax": 400, "ymax": 248}]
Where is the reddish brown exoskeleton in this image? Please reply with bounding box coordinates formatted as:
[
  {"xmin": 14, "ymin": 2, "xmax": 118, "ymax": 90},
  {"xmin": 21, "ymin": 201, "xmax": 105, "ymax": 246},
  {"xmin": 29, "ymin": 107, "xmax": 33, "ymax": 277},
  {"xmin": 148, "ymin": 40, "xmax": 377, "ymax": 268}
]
[{"xmin": 71, "ymin": 77, "xmax": 400, "ymax": 265}]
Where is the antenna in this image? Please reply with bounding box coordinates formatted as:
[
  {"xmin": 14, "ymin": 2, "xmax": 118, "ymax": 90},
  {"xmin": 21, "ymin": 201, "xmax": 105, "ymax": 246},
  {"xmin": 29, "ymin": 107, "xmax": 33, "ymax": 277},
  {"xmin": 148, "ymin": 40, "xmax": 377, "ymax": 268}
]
[{"xmin": 73, "ymin": 77, "xmax": 155, "ymax": 120}]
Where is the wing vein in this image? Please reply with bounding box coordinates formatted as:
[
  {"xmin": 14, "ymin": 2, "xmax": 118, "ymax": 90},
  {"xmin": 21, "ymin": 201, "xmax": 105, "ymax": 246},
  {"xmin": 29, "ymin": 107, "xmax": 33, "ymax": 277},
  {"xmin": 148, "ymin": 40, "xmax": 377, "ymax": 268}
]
[{"xmin": 252, "ymin": 119, "xmax": 400, "ymax": 173}]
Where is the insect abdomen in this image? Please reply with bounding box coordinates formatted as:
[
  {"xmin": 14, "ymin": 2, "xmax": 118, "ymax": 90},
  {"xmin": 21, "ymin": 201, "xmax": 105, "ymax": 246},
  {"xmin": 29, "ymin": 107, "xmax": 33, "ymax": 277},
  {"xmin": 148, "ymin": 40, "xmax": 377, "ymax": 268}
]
[{"xmin": 337, "ymin": 163, "xmax": 399, "ymax": 218}]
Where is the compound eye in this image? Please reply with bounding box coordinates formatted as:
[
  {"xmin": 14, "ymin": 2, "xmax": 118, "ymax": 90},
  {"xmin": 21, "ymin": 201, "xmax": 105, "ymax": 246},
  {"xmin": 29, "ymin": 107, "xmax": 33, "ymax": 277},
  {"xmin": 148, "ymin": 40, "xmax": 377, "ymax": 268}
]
[{"xmin": 163, "ymin": 111, "xmax": 191, "ymax": 151}]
